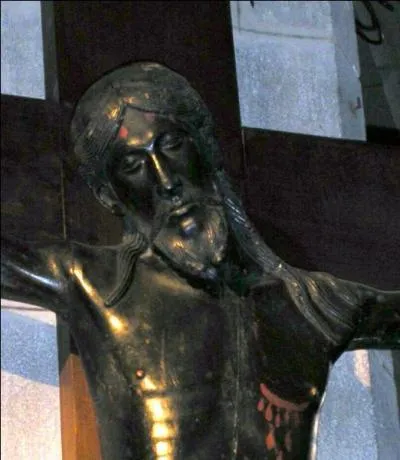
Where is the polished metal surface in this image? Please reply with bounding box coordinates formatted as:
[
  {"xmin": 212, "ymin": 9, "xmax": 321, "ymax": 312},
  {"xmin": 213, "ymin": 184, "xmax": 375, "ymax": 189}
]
[{"xmin": 1, "ymin": 62, "xmax": 399, "ymax": 459}]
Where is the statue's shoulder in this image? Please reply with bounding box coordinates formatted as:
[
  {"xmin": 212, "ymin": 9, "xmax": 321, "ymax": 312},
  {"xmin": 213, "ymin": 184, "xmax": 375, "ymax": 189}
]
[
  {"xmin": 67, "ymin": 239, "xmax": 145, "ymax": 305},
  {"xmin": 245, "ymin": 270, "xmax": 284, "ymax": 293},
  {"xmin": 68, "ymin": 239, "xmax": 144, "ymax": 263},
  {"xmin": 68, "ymin": 240, "xmax": 122, "ymax": 272}
]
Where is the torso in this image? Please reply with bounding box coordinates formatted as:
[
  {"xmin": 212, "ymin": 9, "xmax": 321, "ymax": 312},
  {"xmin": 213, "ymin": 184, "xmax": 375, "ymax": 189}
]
[{"xmin": 66, "ymin": 245, "xmax": 330, "ymax": 460}]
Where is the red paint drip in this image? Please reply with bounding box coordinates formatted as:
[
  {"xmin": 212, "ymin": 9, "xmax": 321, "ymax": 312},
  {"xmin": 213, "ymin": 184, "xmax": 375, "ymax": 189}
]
[
  {"xmin": 275, "ymin": 411, "xmax": 281, "ymax": 428},
  {"xmin": 284, "ymin": 411, "xmax": 290, "ymax": 424},
  {"xmin": 285, "ymin": 431, "xmax": 293, "ymax": 452},
  {"xmin": 260, "ymin": 383, "xmax": 309, "ymax": 412},
  {"xmin": 266, "ymin": 429, "xmax": 276, "ymax": 451},
  {"xmin": 293, "ymin": 412, "xmax": 300, "ymax": 428},
  {"xmin": 265, "ymin": 403, "xmax": 273, "ymax": 422},
  {"xmin": 258, "ymin": 382, "xmax": 310, "ymax": 455},
  {"xmin": 276, "ymin": 451, "xmax": 284, "ymax": 460}
]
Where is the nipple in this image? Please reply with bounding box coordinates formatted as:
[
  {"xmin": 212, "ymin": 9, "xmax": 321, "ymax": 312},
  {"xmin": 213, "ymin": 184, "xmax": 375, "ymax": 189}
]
[{"xmin": 135, "ymin": 369, "xmax": 146, "ymax": 380}]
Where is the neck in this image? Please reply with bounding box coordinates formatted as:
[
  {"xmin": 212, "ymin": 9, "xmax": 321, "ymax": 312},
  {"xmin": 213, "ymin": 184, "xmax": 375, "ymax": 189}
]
[
  {"xmin": 105, "ymin": 226, "xmax": 148, "ymax": 307},
  {"xmin": 122, "ymin": 213, "xmax": 151, "ymax": 243},
  {"xmin": 121, "ymin": 209, "xmax": 255, "ymax": 295}
]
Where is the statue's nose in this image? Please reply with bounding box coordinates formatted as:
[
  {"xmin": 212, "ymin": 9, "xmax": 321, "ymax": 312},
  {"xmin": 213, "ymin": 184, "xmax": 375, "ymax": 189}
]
[{"xmin": 149, "ymin": 152, "xmax": 182, "ymax": 198}]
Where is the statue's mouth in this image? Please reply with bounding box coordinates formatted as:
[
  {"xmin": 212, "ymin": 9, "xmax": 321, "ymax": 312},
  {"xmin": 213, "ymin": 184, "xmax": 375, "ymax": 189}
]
[
  {"xmin": 170, "ymin": 202, "xmax": 197, "ymax": 217},
  {"xmin": 168, "ymin": 202, "xmax": 202, "ymax": 237},
  {"xmin": 153, "ymin": 196, "xmax": 228, "ymax": 273}
]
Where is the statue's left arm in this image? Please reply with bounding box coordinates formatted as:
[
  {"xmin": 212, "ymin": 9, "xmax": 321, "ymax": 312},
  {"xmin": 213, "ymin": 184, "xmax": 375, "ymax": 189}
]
[
  {"xmin": 278, "ymin": 266, "xmax": 400, "ymax": 351},
  {"xmin": 336, "ymin": 278, "xmax": 399, "ymax": 350},
  {"xmin": 218, "ymin": 170, "xmax": 399, "ymax": 350}
]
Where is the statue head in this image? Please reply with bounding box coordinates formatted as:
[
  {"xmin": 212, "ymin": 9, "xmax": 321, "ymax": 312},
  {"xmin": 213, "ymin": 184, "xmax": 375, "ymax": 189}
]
[{"xmin": 70, "ymin": 62, "xmax": 230, "ymax": 282}]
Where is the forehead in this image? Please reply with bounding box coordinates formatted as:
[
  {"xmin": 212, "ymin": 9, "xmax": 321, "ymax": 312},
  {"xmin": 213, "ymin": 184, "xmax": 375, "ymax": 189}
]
[{"xmin": 116, "ymin": 106, "xmax": 183, "ymax": 148}]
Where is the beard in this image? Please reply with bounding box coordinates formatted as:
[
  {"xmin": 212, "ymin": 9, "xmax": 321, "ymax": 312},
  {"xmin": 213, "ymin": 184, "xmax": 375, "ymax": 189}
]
[{"xmin": 151, "ymin": 202, "xmax": 228, "ymax": 281}]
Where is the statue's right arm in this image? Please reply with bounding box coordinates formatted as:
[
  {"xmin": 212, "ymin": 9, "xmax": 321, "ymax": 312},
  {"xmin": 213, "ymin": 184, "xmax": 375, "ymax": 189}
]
[{"xmin": 1, "ymin": 236, "xmax": 71, "ymax": 319}]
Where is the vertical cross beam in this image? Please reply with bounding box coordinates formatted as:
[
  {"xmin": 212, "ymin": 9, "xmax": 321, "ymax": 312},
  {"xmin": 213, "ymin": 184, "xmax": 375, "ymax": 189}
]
[{"xmin": 49, "ymin": 3, "xmax": 243, "ymax": 458}]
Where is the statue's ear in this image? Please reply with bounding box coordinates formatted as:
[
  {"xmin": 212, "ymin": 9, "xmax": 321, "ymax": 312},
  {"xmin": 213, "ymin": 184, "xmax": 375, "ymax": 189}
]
[{"xmin": 93, "ymin": 184, "xmax": 126, "ymax": 216}]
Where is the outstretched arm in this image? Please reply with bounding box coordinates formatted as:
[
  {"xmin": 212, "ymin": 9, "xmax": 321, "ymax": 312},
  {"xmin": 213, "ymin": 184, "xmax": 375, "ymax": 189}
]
[
  {"xmin": 277, "ymin": 266, "xmax": 400, "ymax": 352},
  {"xmin": 1, "ymin": 237, "xmax": 71, "ymax": 319},
  {"xmin": 218, "ymin": 169, "xmax": 399, "ymax": 351},
  {"xmin": 346, "ymin": 293, "xmax": 400, "ymax": 350}
]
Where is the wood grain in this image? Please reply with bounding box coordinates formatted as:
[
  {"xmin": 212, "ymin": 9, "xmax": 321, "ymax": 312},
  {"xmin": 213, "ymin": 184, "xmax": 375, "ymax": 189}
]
[
  {"xmin": 59, "ymin": 349, "xmax": 102, "ymax": 460},
  {"xmin": 1, "ymin": 95, "xmax": 62, "ymax": 240}
]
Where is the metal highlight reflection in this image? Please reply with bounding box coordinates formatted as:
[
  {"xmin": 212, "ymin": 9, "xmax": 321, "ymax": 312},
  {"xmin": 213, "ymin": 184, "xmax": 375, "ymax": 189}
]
[
  {"xmin": 145, "ymin": 396, "xmax": 177, "ymax": 459},
  {"xmin": 70, "ymin": 264, "xmax": 129, "ymax": 335}
]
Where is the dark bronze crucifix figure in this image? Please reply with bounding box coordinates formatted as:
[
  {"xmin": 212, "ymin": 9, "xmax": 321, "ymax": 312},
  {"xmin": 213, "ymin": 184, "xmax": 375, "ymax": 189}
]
[{"xmin": 2, "ymin": 62, "xmax": 399, "ymax": 460}]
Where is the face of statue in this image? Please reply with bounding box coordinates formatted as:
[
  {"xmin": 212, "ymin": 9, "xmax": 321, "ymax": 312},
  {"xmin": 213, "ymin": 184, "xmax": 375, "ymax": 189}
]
[{"xmin": 105, "ymin": 106, "xmax": 228, "ymax": 280}]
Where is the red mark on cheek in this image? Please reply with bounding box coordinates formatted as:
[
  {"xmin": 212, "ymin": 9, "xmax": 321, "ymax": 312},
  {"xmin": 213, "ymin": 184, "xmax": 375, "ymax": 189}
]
[{"xmin": 119, "ymin": 126, "xmax": 128, "ymax": 139}]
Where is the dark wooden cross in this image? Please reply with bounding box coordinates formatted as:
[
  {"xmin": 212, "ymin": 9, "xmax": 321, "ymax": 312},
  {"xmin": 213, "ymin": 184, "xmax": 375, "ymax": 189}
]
[{"xmin": 2, "ymin": 2, "xmax": 399, "ymax": 458}]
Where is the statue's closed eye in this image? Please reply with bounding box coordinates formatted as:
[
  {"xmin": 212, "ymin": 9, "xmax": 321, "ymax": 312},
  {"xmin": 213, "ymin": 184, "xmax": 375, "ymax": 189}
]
[
  {"xmin": 121, "ymin": 156, "xmax": 144, "ymax": 174},
  {"xmin": 159, "ymin": 131, "xmax": 185, "ymax": 151}
]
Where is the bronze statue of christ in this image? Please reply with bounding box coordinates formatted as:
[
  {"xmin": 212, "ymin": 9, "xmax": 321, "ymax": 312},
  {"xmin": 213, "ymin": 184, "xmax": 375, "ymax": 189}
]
[{"xmin": 2, "ymin": 62, "xmax": 399, "ymax": 460}]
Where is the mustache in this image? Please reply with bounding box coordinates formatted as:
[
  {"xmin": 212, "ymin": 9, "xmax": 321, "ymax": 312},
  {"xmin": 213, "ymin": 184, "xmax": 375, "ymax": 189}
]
[
  {"xmin": 151, "ymin": 200, "xmax": 229, "ymax": 280},
  {"xmin": 149, "ymin": 194, "xmax": 224, "ymax": 242}
]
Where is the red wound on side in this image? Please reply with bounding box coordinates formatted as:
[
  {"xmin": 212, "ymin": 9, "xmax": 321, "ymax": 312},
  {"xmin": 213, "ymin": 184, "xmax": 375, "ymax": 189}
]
[
  {"xmin": 266, "ymin": 430, "xmax": 276, "ymax": 451},
  {"xmin": 285, "ymin": 431, "xmax": 293, "ymax": 452},
  {"xmin": 276, "ymin": 451, "xmax": 284, "ymax": 460},
  {"xmin": 265, "ymin": 403, "xmax": 273, "ymax": 422}
]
